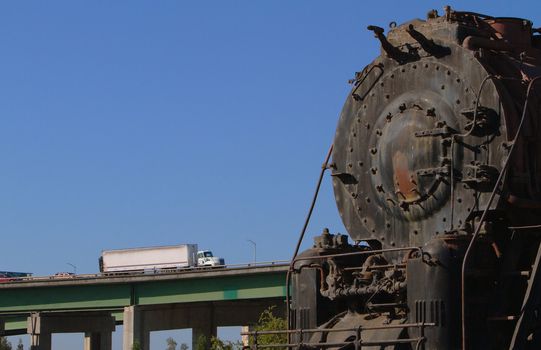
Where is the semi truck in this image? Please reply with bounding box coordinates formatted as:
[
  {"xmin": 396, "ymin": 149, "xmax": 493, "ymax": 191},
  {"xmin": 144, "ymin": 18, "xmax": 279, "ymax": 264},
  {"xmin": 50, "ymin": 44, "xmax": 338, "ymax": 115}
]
[
  {"xmin": 0, "ymin": 271, "xmax": 32, "ymax": 282},
  {"xmin": 99, "ymin": 244, "xmax": 225, "ymax": 273}
]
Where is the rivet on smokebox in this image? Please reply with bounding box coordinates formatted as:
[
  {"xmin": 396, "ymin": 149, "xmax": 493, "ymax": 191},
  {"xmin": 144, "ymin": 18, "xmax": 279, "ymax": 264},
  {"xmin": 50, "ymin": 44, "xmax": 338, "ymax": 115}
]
[{"xmin": 399, "ymin": 201, "xmax": 409, "ymax": 211}]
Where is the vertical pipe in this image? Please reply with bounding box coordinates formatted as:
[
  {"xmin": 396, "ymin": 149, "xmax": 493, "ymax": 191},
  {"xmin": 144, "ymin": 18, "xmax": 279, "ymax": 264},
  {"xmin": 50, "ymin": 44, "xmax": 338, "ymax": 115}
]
[{"xmin": 460, "ymin": 76, "xmax": 541, "ymax": 349}]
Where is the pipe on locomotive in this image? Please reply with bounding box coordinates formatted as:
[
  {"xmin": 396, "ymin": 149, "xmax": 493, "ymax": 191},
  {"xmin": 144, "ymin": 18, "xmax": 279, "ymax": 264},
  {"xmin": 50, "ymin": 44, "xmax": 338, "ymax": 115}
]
[
  {"xmin": 461, "ymin": 75, "xmax": 541, "ymax": 350},
  {"xmin": 286, "ymin": 144, "xmax": 334, "ymax": 331}
]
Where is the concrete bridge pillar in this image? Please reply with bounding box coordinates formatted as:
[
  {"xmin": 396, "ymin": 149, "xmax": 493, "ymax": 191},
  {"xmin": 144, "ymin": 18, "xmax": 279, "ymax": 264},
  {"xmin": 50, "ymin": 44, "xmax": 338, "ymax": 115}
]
[
  {"xmin": 28, "ymin": 313, "xmax": 51, "ymax": 350},
  {"xmin": 123, "ymin": 306, "xmax": 149, "ymax": 350},
  {"xmin": 27, "ymin": 312, "xmax": 115, "ymax": 350},
  {"xmin": 241, "ymin": 325, "xmax": 253, "ymax": 347},
  {"xmin": 123, "ymin": 304, "xmax": 218, "ymax": 350},
  {"xmin": 29, "ymin": 332, "xmax": 51, "ymax": 350},
  {"xmin": 191, "ymin": 306, "xmax": 217, "ymax": 349},
  {"xmin": 84, "ymin": 331, "xmax": 112, "ymax": 350}
]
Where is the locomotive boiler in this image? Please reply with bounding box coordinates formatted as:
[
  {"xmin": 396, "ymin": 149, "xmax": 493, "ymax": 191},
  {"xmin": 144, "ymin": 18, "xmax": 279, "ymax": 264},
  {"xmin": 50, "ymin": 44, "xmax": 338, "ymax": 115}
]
[{"xmin": 249, "ymin": 6, "xmax": 541, "ymax": 350}]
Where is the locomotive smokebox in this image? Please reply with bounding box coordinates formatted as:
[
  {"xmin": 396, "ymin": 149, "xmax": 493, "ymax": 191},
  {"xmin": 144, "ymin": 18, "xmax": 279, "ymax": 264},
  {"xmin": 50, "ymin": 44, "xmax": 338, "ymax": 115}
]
[
  {"xmin": 275, "ymin": 7, "xmax": 541, "ymax": 350},
  {"xmin": 331, "ymin": 9, "xmax": 541, "ymax": 250}
]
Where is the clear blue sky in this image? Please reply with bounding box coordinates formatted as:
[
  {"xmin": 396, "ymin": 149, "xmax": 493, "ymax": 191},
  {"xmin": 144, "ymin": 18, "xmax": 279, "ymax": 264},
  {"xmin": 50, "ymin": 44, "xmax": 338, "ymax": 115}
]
[{"xmin": 1, "ymin": 1, "xmax": 539, "ymax": 348}]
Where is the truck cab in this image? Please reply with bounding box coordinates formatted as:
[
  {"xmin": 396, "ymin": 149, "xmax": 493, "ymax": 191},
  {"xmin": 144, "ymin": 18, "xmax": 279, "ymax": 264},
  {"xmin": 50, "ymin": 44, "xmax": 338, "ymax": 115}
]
[{"xmin": 197, "ymin": 250, "xmax": 225, "ymax": 267}]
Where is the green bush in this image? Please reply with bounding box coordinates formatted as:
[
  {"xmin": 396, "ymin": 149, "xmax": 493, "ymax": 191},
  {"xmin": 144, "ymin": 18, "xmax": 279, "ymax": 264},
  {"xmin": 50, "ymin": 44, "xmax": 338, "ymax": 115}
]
[
  {"xmin": 191, "ymin": 306, "xmax": 287, "ymax": 350},
  {"xmin": 194, "ymin": 334, "xmax": 208, "ymax": 350},
  {"xmin": 210, "ymin": 337, "xmax": 242, "ymax": 350},
  {"xmin": 250, "ymin": 306, "xmax": 287, "ymax": 348},
  {"xmin": 0, "ymin": 338, "xmax": 11, "ymax": 350}
]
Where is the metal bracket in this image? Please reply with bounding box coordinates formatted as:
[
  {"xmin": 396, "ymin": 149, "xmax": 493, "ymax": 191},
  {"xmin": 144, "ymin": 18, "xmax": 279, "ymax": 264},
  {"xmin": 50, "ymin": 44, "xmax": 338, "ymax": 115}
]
[
  {"xmin": 461, "ymin": 106, "xmax": 499, "ymax": 137},
  {"xmin": 462, "ymin": 164, "xmax": 499, "ymax": 190},
  {"xmin": 415, "ymin": 126, "xmax": 457, "ymax": 137},
  {"xmin": 331, "ymin": 172, "xmax": 358, "ymax": 185},
  {"xmin": 416, "ymin": 166, "xmax": 451, "ymax": 177}
]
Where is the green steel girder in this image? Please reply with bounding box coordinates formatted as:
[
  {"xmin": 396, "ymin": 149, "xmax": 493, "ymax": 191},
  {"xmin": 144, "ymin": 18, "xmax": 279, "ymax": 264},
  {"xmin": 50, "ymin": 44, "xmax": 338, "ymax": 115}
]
[
  {"xmin": 135, "ymin": 272, "xmax": 286, "ymax": 305},
  {"xmin": 0, "ymin": 270, "xmax": 287, "ymax": 314},
  {"xmin": 4, "ymin": 316, "xmax": 26, "ymax": 334},
  {"xmin": 0, "ymin": 284, "xmax": 131, "ymax": 313}
]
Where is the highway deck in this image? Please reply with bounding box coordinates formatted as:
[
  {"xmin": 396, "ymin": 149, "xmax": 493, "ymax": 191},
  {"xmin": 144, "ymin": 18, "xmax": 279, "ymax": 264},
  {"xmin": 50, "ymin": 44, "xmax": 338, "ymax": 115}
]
[{"xmin": 0, "ymin": 263, "xmax": 289, "ymax": 335}]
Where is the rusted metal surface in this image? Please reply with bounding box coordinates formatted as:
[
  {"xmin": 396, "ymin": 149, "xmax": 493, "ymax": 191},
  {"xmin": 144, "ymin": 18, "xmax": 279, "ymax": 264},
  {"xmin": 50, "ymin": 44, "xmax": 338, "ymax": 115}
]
[{"xmin": 287, "ymin": 5, "xmax": 541, "ymax": 350}]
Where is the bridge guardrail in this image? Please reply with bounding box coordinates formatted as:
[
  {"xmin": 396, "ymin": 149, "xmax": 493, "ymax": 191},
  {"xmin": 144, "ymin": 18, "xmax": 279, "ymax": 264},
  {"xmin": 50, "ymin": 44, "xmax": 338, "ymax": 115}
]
[{"xmin": 2, "ymin": 260, "xmax": 290, "ymax": 284}]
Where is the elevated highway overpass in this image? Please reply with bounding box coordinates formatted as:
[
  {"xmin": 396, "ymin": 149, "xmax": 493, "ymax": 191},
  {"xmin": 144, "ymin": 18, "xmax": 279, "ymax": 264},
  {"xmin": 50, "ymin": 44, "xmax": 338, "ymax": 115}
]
[{"xmin": 0, "ymin": 263, "xmax": 289, "ymax": 350}]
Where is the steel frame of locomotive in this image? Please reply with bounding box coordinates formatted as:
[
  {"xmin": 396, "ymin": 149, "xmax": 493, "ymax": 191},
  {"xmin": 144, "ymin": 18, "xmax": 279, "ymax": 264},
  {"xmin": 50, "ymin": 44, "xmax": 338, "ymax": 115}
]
[{"xmin": 244, "ymin": 6, "xmax": 541, "ymax": 350}]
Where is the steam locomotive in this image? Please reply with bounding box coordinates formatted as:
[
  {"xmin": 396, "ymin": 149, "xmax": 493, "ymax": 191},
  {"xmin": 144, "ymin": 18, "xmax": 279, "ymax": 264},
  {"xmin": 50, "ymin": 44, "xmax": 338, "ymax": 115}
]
[{"xmin": 270, "ymin": 6, "xmax": 541, "ymax": 350}]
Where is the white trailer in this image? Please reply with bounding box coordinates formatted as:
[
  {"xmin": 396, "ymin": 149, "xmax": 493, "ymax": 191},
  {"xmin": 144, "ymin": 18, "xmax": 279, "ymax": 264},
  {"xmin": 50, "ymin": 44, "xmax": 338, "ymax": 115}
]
[{"xmin": 99, "ymin": 244, "xmax": 198, "ymax": 273}]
